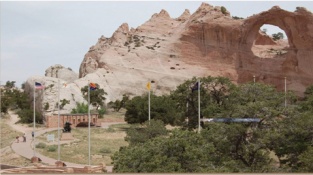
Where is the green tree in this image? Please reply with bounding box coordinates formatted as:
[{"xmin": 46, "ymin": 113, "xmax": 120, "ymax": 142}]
[
  {"xmin": 299, "ymin": 85, "xmax": 313, "ymax": 112},
  {"xmin": 17, "ymin": 109, "xmax": 43, "ymax": 124},
  {"xmin": 1, "ymin": 86, "xmax": 31, "ymax": 113},
  {"xmin": 1, "ymin": 93, "xmax": 10, "ymax": 113},
  {"xmin": 267, "ymin": 112, "xmax": 313, "ymax": 172},
  {"xmin": 110, "ymin": 94, "xmax": 130, "ymax": 112},
  {"xmin": 98, "ymin": 106, "xmax": 106, "ymax": 118},
  {"xmin": 113, "ymin": 81, "xmax": 313, "ymax": 173},
  {"xmin": 272, "ymin": 32, "xmax": 284, "ymax": 41},
  {"xmin": 59, "ymin": 99, "xmax": 70, "ymax": 109},
  {"xmin": 125, "ymin": 119, "xmax": 168, "ymax": 146},
  {"xmin": 71, "ymin": 102, "xmax": 89, "ymax": 114},
  {"xmin": 170, "ymin": 76, "xmax": 236, "ymax": 129},
  {"xmin": 81, "ymin": 83, "xmax": 107, "ymax": 110},
  {"xmin": 124, "ymin": 93, "xmax": 178, "ymax": 125},
  {"xmin": 5, "ymin": 81, "xmax": 16, "ymax": 89},
  {"xmin": 112, "ymin": 129, "xmax": 217, "ymax": 173},
  {"xmin": 298, "ymin": 146, "xmax": 313, "ymax": 172}
]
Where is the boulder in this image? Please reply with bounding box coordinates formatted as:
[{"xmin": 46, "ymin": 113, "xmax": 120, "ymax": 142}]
[{"xmin": 45, "ymin": 64, "xmax": 78, "ymax": 83}]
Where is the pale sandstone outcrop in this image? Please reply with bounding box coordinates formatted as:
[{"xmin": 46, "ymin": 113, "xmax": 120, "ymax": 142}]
[
  {"xmin": 25, "ymin": 76, "xmax": 88, "ymax": 116},
  {"xmin": 45, "ymin": 64, "xmax": 78, "ymax": 83}
]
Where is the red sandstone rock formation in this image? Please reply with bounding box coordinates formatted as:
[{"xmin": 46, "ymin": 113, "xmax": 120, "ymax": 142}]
[{"xmin": 79, "ymin": 3, "xmax": 313, "ymax": 98}]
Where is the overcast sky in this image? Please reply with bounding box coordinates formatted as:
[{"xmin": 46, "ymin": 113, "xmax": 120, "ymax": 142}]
[{"xmin": 1, "ymin": 1, "xmax": 313, "ymax": 87}]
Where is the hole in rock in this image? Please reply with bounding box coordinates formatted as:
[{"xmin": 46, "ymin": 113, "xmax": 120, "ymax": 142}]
[{"xmin": 251, "ymin": 24, "xmax": 289, "ymax": 58}]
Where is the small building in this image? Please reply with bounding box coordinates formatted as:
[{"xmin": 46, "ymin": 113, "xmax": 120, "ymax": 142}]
[{"xmin": 46, "ymin": 113, "xmax": 99, "ymax": 128}]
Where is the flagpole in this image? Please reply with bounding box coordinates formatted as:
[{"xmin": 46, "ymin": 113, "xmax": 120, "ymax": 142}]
[
  {"xmin": 284, "ymin": 77, "xmax": 287, "ymax": 108},
  {"xmin": 33, "ymin": 82, "xmax": 36, "ymax": 156},
  {"xmin": 146, "ymin": 82, "xmax": 151, "ymax": 124},
  {"xmin": 253, "ymin": 75, "xmax": 255, "ymax": 84},
  {"xmin": 57, "ymin": 79, "xmax": 60, "ymax": 161},
  {"xmin": 198, "ymin": 79, "xmax": 200, "ymax": 133},
  {"xmin": 88, "ymin": 82, "xmax": 91, "ymax": 166},
  {"xmin": 148, "ymin": 88, "xmax": 150, "ymax": 123}
]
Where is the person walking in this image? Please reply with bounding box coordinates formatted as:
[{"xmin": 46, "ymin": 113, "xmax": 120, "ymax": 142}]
[
  {"xmin": 16, "ymin": 136, "xmax": 19, "ymax": 143},
  {"xmin": 23, "ymin": 133, "xmax": 26, "ymax": 142}
]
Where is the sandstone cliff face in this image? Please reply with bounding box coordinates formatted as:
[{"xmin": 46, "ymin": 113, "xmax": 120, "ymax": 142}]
[{"xmin": 78, "ymin": 3, "xmax": 313, "ymax": 102}]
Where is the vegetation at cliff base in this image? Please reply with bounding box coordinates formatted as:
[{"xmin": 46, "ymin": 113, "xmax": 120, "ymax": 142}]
[{"xmin": 112, "ymin": 76, "xmax": 313, "ymax": 173}]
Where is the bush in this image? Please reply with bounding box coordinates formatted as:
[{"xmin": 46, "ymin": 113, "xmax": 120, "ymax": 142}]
[
  {"xmin": 221, "ymin": 6, "xmax": 227, "ymax": 15},
  {"xmin": 99, "ymin": 147, "xmax": 112, "ymax": 154},
  {"xmin": 44, "ymin": 103, "xmax": 49, "ymax": 110},
  {"xmin": 232, "ymin": 16, "xmax": 244, "ymax": 20},
  {"xmin": 71, "ymin": 102, "xmax": 88, "ymax": 114},
  {"xmin": 36, "ymin": 142, "xmax": 46, "ymax": 149},
  {"xmin": 98, "ymin": 107, "xmax": 106, "ymax": 118},
  {"xmin": 76, "ymin": 122, "xmax": 95, "ymax": 127},
  {"xmin": 106, "ymin": 127, "xmax": 115, "ymax": 132},
  {"xmin": 47, "ymin": 145, "xmax": 57, "ymax": 152}
]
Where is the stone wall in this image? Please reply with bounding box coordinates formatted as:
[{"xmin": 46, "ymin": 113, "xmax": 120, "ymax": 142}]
[{"xmin": 46, "ymin": 114, "xmax": 99, "ymax": 128}]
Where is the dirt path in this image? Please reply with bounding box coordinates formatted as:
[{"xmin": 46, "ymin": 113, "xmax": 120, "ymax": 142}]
[{"xmin": 7, "ymin": 111, "xmax": 33, "ymax": 133}]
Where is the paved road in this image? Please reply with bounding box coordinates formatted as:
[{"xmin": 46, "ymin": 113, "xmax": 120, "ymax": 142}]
[{"xmin": 7, "ymin": 111, "xmax": 118, "ymax": 172}]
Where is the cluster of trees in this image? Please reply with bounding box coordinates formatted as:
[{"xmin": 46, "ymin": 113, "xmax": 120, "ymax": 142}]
[
  {"xmin": 112, "ymin": 76, "xmax": 313, "ymax": 173},
  {"xmin": 1, "ymin": 81, "xmax": 43, "ymax": 123}
]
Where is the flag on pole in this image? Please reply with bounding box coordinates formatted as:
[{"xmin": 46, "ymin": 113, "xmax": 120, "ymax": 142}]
[
  {"xmin": 191, "ymin": 82, "xmax": 199, "ymax": 92},
  {"xmin": 35, "ymin": 82, "xmax": 44, "ymax": 89},
  {"xmin": 89, "ymin": 83, "xmax": 97, "ymax": 90},
  {"xmin": 146, "ymin": 82, "xmax": 151, "ymax": 90}
]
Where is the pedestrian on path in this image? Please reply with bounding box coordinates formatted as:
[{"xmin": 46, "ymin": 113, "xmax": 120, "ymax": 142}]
[
  {"xmin": 16, "ymin": 136, "xmax": 19, "ymax": 143},
  {"xmin": 23, "ymin": 133, "xmax": 26, "ymax": 142}
]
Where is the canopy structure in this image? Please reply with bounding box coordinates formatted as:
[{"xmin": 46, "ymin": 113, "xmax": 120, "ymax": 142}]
[{"xmin": 201, "ymin": 118, "xmax": 261, "ymax": 123}]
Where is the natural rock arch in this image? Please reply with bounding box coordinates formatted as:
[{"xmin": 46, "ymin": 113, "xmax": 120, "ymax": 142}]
[{"xmin": 242, "ymin": 6, "xmax": 313, "ymax": 51}]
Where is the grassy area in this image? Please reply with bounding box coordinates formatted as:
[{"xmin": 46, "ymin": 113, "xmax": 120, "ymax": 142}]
[
  {"xmin": 36, "ymin": 124, "xmax": 129, "ymax": 166},
  {"xmin": 100, "ymin": 108, "xmax": 126, "ymax": 122},
  {"xmin": 0, "ymin": 116, "xmax": 23, "ymax": 149},
  {"xmin": 1, "ymin": 148, "xmax": 35, "ymax": 167},
  {"xmin": 1, "ymin": 114, "xmax": 34, "ymax": 167}
]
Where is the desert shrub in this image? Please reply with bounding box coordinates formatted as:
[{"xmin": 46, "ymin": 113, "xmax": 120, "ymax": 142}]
[
  {"xmin": 44, "ymin": 102, "xmax": 49, "ymax": 110},
  {"xmin": 106, "ymin": 127, "xmax": 115, "ymax": 132},
  {"xmin": 47, "ymin": 145, "xmax": 57, "ymax": 152},
  {"xmin": 221, "ymin": 6, "xmax": 227, "ymax": 15},
  {"xmin": 99, "ymin": 147, "xmax": 112, "ymax": 154},
  {"xmin": 98, "ymin": 107, "xmax": 106, "ymax": 118},
  {"xmin": 232, "ymin": 16, "xmax": 244, "ymax": 20},
  {"xmin": 36, "ymin": 142, "xmax": 46, "ymax": 149}
]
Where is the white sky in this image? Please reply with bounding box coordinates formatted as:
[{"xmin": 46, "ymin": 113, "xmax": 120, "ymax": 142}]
[{"xmin": 1, "ymin": 1, "xmax": 313, "ymax": 87}]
